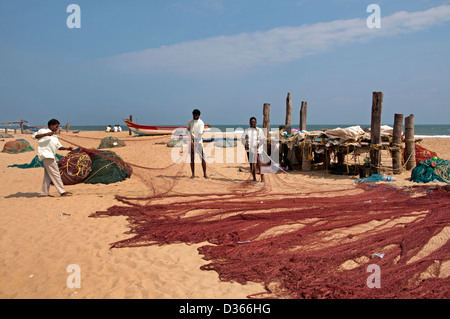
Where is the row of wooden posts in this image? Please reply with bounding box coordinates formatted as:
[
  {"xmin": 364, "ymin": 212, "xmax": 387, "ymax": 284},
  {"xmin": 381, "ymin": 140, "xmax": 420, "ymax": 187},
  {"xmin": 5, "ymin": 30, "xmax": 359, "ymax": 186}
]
[
  {"xmin": 261, "ymin": 93, "xmax": 308, "ymax": 133},
  {"xmin": 368, "ymin": 91, "xmax": 416, "ymax": 175},
  {"xmin": 0, "ymin": 120, "xmax": 28, "ymax": 134},
  {"xmin": 261, "ymin": 91, "xmax": 416, "ymax": 175}
]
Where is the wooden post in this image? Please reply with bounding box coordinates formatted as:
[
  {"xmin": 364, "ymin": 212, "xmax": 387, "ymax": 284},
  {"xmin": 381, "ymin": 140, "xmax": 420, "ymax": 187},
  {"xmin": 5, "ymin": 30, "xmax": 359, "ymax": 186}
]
[
  {"xmin": 263, "ymin": 103, "xmax": 271, "ymax": 135},
  {"xmin": 262, "ymin": 103, "xmax": 271, "ymax": 162},
  {"xmin": 129, "ymin": 115, "xmax": 133, "ymax": 135},
  {"xmin": 405, "ymin": 114, "xmax": 416, "ymax": 170},
  {"xmin": 370, "ymin": 92, "xmax": 383, "ymax": 174},
  {"xmin": 19, "ymin": 120, "xmax": 24, "ymax": 134},
  {"xmin": 392, "ymin": 113, "xmax": 403, "ymax": 174},
  {"xmin": 300, "ymin": 101, "xmax": 307, "ymax": 131},
  {"xmin": 301, "ymin": 140, "xmax": 311, "ymax": 171},
  {"xmin": 285, "ymin": 93, "xmax": 292, "ymax": 126}
]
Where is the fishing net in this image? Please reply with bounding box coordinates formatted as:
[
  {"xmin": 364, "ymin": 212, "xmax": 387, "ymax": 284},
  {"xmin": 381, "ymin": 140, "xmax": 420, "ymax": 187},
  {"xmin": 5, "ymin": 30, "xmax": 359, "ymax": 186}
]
[
  {"xmin": 98, "ymin": 136, "xmax": 126, "ymax": 149},
  {"xmin": 83, "ymin": 150, "xmax": 132, "ymax": 184},
  {"xmin": 56, "ymin": 132, "xmax": 449, "ymax": 299},
  {"xmin": 58, "ymin": 149, "xmax": 92, "ymax": 185},
  {"xmin": 8, "ymin": 154, "xmax": 63, "ymax": 169},
  {"xmin": 90, "ymin": 183, "xmax": 450, "ymax": 299},
  {"xmin": 167, "ymin": 138, "xmax": 186, "ymax": 148},
  {"xmin": 214, "ymin": 138, "xmax": 237, "ymax": 148},
  {"xmin": 411, "ymin": 159, "xmax": 450, "ymax": 184},
  {"xmin": 415, "ymin": 144, "xmax": 438, "ymax": 165},
  {"xmin": 2, "ymin": 139, "xmax": 34, "ymax": 154}
]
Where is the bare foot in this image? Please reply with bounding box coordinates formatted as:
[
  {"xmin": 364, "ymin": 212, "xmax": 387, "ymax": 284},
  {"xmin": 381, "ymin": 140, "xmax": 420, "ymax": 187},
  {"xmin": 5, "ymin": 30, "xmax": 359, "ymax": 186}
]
[{"xmin": 61, "ymin": 192, "xmax": 73, "ymax": 197}]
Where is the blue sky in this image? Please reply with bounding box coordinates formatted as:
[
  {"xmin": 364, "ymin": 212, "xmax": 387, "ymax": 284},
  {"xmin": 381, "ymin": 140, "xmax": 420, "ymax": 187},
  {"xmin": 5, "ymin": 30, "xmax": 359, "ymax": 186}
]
[{"xmin": 1, "ymin": 0, "xmax": 449, "ymax": 127}]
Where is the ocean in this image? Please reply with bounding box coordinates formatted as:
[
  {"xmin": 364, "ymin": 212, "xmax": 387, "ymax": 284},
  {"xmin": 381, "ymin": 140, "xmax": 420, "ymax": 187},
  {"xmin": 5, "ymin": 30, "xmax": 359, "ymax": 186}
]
[{"xmin": 65, "ymin": 124, "xmax": 450, "ymax": 138}]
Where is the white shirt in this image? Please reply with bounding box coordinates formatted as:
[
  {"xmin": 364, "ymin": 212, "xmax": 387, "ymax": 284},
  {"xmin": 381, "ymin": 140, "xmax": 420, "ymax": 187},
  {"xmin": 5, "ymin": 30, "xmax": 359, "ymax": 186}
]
[
  {"xmin": 187, "ymin": 119, "xmax": 205, "ymax": 145},
  {"xmin": 241, "ymin": 127, "xmax": 266, "ymax": 154},
  {"xmin": 32, "ymin": 128, "xmax": 63, "ymax": 161}
]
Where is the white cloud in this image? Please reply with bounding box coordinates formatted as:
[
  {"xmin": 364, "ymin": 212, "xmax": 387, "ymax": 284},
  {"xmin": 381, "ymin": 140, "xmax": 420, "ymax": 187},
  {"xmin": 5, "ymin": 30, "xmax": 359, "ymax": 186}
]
[{"xmin": 105, "ymin": 5, "xmax": 450, "ymax": 77}]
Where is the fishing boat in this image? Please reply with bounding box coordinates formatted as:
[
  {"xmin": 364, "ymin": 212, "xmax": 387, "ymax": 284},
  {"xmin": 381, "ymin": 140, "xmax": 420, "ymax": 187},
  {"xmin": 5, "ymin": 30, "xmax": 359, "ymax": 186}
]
[
  {"xmin": 123, "ymin": 119, "xmax": 211, "ymax": 136},
  {"xmin": 23, "ymin": 124, "xmax": 44, "ymax": 132}
]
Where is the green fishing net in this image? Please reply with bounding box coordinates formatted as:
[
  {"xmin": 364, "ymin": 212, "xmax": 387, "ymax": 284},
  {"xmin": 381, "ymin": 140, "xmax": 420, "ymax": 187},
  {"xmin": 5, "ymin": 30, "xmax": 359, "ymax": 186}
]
[
  {"xmin": 2, "ymin": 139, "xmax": 34, "ymax": 154},
  {"xmin": 84, "ymin": 150, "xmax": 132, "ymax": 184},
  {"xmin": 98, "ymin": 136, "xmax": 126, "ymax": 149},
  {"xmin": 8, "ymin": 154, "xmax": 63, "ymax": 168},
  {"xmin": 411, "ymin": 158, "xmax": 450, "ymax": 184}
]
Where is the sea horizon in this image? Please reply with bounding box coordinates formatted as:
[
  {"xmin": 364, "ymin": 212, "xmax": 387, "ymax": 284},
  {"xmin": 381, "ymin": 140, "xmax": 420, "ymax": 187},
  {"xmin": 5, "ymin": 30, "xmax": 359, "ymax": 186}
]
[
  {"xmin": 65, "ymin": 123, "xmax": 450, "ymax": 138},
  {"xmin": 3, "ymin": 123, "xmax": 450, "ymax": 138}
]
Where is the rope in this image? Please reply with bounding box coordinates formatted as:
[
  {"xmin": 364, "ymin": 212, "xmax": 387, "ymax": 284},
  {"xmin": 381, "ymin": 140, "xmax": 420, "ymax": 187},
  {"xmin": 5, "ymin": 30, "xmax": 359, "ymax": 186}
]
[{"xmin": 59, "ymin": 152, "xmax": 92, "ymax": 183}]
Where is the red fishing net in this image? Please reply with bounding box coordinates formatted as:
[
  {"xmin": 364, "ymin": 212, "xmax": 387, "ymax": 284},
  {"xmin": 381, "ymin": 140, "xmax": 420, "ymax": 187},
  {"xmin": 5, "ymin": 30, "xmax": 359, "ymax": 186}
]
[
  {"xmin": 415, "ymin": 144, "xmax": 439, "ymax": 165},
  {"xmin": 59, "ymin": 133, "xmax": 450, "ymax": 299},
  {"xmin": 90, "ymin": 183, "xmax": 449, "ymax": 299},
  {"xmin": 58, "ymin": 150, "xmax": 92, "ymax": 185}
]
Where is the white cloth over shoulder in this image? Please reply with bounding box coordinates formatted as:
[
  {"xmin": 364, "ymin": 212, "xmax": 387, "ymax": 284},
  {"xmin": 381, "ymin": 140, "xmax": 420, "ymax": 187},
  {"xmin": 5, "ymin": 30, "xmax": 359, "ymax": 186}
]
[
  {"xmin": 187, "ymin": 119, "xmax": 205, "ymax": 145},
  {"xmin": 32, "ymin": 128, "xmax": 63, "ymax": 161},
  {"xmin": 241, "ymin": 127, "xmax": 266, "ymax": 154}
]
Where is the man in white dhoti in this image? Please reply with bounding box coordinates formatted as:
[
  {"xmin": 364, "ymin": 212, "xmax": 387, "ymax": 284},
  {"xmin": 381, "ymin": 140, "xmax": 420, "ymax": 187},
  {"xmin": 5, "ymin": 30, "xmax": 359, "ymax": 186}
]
[
  {"xmin": 241, "ymin": 117, "xmax": 266, "ymax": 182},
  {"xmin": 32, "ymin": 119, "xmax": 74, "ymax": 197},
  {"xmin": 187, "ymin": 109, "xmax": 207, "ymax": 179}
]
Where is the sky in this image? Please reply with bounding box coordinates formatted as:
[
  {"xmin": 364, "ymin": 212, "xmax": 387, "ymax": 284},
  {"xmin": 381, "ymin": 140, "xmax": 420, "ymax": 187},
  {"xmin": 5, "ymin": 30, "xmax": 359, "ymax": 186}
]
[{"xmin": 1, "ymin": 0, "xmax": 449, "ymax": 127}]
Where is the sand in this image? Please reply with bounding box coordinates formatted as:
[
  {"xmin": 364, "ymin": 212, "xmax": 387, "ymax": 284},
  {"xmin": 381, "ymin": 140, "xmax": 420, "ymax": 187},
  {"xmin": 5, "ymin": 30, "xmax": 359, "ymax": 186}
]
[{"xmin": 0, "ymin": 130, "xmax": 448, "ymax": 299}]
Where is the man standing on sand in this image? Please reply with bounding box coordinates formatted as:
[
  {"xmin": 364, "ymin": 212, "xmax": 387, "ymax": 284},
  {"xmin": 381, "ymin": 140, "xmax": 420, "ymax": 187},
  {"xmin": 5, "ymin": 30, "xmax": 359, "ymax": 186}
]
[
  {"xmin": 241, "ymin": 117, "xmax": 266, "ymax": 182},
  {"xmin": 187, "ymin": 109, "xmax": 207, "ymax": 179},
  {"xmin": 32, "ymin": 119, "xmax": 74, "ymax": 197}
]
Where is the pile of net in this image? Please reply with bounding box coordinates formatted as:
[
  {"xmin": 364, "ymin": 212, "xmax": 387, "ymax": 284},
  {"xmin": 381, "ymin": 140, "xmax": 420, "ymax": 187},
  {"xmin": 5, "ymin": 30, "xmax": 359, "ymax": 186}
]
[
  {"xmin": 8, "ymin": 154, "xmax": 63, "ymax": 169},
  {"xmin": 83, "ymin": 149, "xmax": 132, "ymax": 184},
  {"xmin": 414, "ymin": 144, "xmax": 439, "ymax": 165},
  {"xmin": 1, "ymin": 139, "xmax": 34, "ymax": 154},
  {"xmin": 411, "ymin": 158, "xmax": 450, "ymax": 184},
  {"xmin": 98, "ymin": 136, "xmax": 126, "ymax": 149},
  {"xmin": 167, "ymin": 138, "xmax": 186, "ymax": 148},
  {"xmin": 356, "ymin": 174, "xmax": 394, "ymax": 183},
  {"xmin": 91, "ymin": 183, "xmax": 450, "ymax": 299},
  {"xmin": 214, "ymin": 138, "xmax": 237, "ymax": 148},
  {"xmin": 58, "ymin": 149, "xmax": 93, "ymax": 185}
]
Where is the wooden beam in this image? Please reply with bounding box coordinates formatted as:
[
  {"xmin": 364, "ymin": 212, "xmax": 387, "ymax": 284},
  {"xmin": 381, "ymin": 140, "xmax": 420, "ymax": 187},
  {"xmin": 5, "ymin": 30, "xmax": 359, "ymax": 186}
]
[
  {"xmin": 129, "ymin": 115, "xmax": 133, "ymax": 135},
  {"xmin": 392, "ymin": 113, "xmax": 403, "ymax": 174},
  {"xmin": 263, "ymin": 103, "xmax": 271, "ymax": 134},
  {"xmin": 263, "ymin": 103, "xmax": 271, "ymax": 160},
  {"xmin": 285, "ymin": 93, "xmax": 292, "ymax": 126},
  {"xmin": 300, "ymin": 101, "xmax": 307, "ymax": 131},
  {"xmin": 405, "ymin": 114, "xmax": 416, "ymax": 170},
  {"xmin": 370, "ymin": 92, "xmax": 383, "ymax": 174},
  {"xmin": 301, "ymin": 142, "xmax": 311, "ymax": 171}
]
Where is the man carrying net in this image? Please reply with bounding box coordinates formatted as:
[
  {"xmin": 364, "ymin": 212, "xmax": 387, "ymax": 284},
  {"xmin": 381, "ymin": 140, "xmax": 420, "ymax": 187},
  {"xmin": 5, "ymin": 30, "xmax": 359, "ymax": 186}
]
[{"xmin": 32, "ymin": 119, "xmax": 73, "ymax": 197}]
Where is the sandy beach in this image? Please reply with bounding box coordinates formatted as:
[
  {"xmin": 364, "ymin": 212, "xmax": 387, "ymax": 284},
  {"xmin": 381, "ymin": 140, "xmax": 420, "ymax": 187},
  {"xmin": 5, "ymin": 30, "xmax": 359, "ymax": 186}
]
[{"xmin": 0, "ymin": 130, "xmax": 449, "ymax": 299}]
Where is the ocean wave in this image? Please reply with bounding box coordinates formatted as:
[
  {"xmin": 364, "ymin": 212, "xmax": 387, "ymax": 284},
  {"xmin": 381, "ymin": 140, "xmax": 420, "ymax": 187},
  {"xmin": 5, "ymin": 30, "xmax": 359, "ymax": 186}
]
[{"xmin": 415, "ymin": 135, "xmax": 450, "ymax": 139}]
